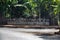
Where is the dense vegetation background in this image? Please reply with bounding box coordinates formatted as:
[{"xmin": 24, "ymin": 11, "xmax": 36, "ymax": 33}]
[{"xmin": 0, "ymin": 0, "xmax": 60, "ymax": 25}]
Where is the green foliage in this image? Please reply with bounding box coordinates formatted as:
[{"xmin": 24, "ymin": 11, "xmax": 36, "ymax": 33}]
[
  {"xmin": 0, "ymin": 0, "xmax": 60, "ymax": 25},
  {"xmin": 0, "ymin": 0, "xmax": 18, "ymax": 18}
]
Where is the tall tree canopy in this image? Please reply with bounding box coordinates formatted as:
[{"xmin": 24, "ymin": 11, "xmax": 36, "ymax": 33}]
[{"xmin": 0, "ymin": 0, "xmax": 60, "ymax": 25}]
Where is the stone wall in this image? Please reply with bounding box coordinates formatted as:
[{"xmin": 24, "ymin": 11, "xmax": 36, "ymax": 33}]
[{"xmin": 7, "ymin": 18, "xmax": 49, "ymax": 25}]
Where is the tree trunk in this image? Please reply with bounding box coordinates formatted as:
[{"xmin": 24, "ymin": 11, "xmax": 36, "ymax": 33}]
[{"xmin": 0, "ymin": 12, "xmax": 7, "ymax": 25}]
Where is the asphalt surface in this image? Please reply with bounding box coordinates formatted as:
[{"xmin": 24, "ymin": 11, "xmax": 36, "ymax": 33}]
[{"xmin": 0, "ymin": 28, "xmax": 60, "ymax": 40}]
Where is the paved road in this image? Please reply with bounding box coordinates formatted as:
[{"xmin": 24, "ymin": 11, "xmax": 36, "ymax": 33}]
[
  {"xmin": 0, "ymin": 28, "xmax": 60, "ymax": 40},
  {"xmin": 0, "ymin": 29, "xmax": 42, "ymax": 40},
  {"xmin": 36, "ymin": 35, "xmax": 60, "ymax": 40},
  {"xmin": 0, "ymin": 28, "xmax": 59, "ymax": 33}
]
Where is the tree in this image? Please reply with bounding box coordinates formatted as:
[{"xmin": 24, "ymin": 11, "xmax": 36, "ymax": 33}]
[{"xmin": 0, "ymin": 0, "xmax": 18, "ymax": 24}]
